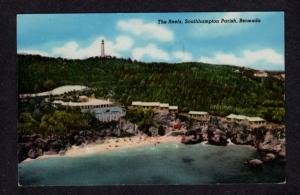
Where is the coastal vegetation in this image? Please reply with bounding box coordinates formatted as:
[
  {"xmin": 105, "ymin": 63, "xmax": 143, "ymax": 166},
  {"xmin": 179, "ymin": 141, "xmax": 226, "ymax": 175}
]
[
  {"xmin": 18, "ymin": 54, "xmax": 285, "ymax": 124},
  {"xmin": 18, "ymin": 98, "xmax": 117, "ymax": 136}
]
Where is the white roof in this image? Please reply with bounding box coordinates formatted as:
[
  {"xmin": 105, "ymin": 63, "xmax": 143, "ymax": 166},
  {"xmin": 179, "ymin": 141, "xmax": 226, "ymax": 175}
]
[
  {"xmin": 79, "ymin": 95, "xmax": 88, "ymax": 98},
  {"xmin": 53, "ymin": 98, "xmax": 112, "ymax": 107},
  {"xmin": 21, "ymin": 85, "xmax": 88, "ymax": 97},
  {"xmin": 189, "ymin": 111, "xmax": 208, "ymax": 115},
  {"xmin": 159, "ymin": 103, "xmax": 169, "ymax": 108},
  {"xmin": 131, "ymin": 101, "xmax": 173, "ymax": 108},
  {"xmin": 247, "ymin": 117, "xmax": 265, "ymax": 122},
  {"xmin": 142, "ymin": 102, "xmax": 160, "ymax": 107},
  {"xmin": 226, "ymin": 114, "xmax": 247, "ymax": 120},
  {"xmin": 226, "ymin": 114, "xmax": 265, "ymax": 122},
  {"xmin": 132, "ymin": 101, "xmax": 142, "ymax": 106},
  {"xmin": 169, "ymin": 106, "xmax": 178, "ymax": 110}
]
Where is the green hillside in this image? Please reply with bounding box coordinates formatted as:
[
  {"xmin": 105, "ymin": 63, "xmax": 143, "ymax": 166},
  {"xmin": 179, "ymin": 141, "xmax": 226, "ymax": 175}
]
[{"xmin": 18, "ymin": 54, "xmax": 285, "ymax": 124}]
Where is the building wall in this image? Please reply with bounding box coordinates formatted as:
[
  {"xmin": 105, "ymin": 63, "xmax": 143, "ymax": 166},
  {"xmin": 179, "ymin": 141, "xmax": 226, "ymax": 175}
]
[{"xmin": 82, "ymin": 106, "xmax": 126, "ymax": 122}]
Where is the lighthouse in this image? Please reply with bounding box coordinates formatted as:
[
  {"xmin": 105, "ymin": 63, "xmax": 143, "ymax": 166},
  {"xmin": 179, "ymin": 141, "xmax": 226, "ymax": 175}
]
[{"xmin": 101, "ymin": 39, "xmax": 105, "ymax": 57}]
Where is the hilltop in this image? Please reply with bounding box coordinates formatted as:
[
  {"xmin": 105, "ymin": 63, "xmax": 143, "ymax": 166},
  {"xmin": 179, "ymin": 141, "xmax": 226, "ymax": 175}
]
[{"xmin": 18, "ymin": 54, "xmax": 285, "ymax": 124}]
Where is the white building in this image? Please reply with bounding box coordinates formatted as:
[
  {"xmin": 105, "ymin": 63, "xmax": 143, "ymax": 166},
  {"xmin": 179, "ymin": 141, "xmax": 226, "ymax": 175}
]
[
  {"xmin": 53, "ymin": 97, "xmax": 125, "ymax": 122},
  {"xmin": 226, "ymin": 114, "xmax": 266, "ymax": 126},
  {"xmin": 159, "ymin": 103, "xmax": 169, "ymax": 112},
  {"xmin": 188, "ymin": 111, "xmax": 210, "ymax": 126},
  {"xmin": 169, "ymin": 106, "xmax": 178, "ymax": 113},
  {"xmin": 188, "ymin": 111, "xmax": 210, "ymax": 121},
  {"xmin": 254, "ymin": 71, "xmax": 268, "ymax": 78},
  {"xmin": 131, "ymin": 101, "xmax": 178, "ymax": 113}
]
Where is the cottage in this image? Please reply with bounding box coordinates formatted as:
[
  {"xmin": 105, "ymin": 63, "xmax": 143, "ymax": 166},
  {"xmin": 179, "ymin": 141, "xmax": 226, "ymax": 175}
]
[
  {"xmin": 188, "ymin": 111, "xmax": 209, "ymax": 120},
  {"xmin": 254, "ymin": 71, "xmax": 268, "ymax": 78},
  {"xmin": 131, "ymin": 101, "xmax": 143, "ymax": 108},
  {"xmin": 131, "ymin": 101, "xmax": 178, "ymax": 113},
  {"xmin": 188, "ymin": 111, "xmax": 210, "ymax": 126},
  {"xmin": 159, "ymin": 103, "xmax": 169, "ymax": 112},
  {"xmin": 169, "ymin": 106, "xmax": 178, "ymax": 113},
  {"xmin": 226, "ymin": 114, "xmax": 266, "ymax": 126},
  {"xmin": 226, "ymin": 114, "xmax": 247, "ymax": 123},
  {"xmin": 246, "ymin": 117, "xmax": 266, "ymax": 126},
  {"xmin": 141, "ymin": 102, "xmax": 160, "ymax": 109}
]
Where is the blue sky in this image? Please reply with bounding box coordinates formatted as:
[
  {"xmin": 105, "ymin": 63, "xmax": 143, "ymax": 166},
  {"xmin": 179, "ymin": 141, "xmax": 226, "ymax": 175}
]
[{"xmin": 17, "ymin": 12, "xmax": 284, "ymax": 70}]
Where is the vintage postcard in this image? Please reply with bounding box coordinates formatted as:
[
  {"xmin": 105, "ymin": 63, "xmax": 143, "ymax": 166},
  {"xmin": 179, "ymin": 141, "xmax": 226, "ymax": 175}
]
[{"xmin": 17, "ymin": 12, "xmax": 285, "ymax": 185}]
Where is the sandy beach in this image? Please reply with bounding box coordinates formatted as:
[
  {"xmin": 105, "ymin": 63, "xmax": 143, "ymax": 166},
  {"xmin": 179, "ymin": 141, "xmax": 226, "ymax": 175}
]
[{"xmin": 22, "ymin": 135, "xmax": 182, "ymax": 163}]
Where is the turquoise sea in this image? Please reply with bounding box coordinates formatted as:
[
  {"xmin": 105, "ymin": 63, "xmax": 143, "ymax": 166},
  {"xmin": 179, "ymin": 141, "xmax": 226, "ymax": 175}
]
[{"xmin": 18, "ymin": 143, "xmax": 285, "ymax": 186}]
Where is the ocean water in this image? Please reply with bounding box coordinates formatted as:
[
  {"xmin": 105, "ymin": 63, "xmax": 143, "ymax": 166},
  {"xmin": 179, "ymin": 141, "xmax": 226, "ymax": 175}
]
[{"xmin": 18, "ymin": 143, "xmax": 285, "ymax": 186}]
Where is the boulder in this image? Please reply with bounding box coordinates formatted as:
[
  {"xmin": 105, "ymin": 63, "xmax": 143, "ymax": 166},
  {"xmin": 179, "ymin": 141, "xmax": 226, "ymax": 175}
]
[
  {"xmin": 28, "ymin": 148, "xmax": 39, "ymax": 159},
  {"xmin": 278, "ymin": 151, "xmax": 285, "ymax": 158},
  {"xmin": 49, "ymin": 140, "xmax": 64, "ymax": 152},
  {"xmin": 263, "ymin": 153, "xmax": 276, "ymax": 162},
  {"xmin": 208, "ymin": 128, "xmax": 228, "ymax": 146},
  {"xmin": 247, "ymin": 159, "xmax": 263, "ymax": 168},
  {"xmin": 149, "ymin": 127, "xmax": 159, "ymax": 136},
  {"xmin": 35, "ymin": 138, "xmax": 47, "ymax": 150},
  {"xmin": 181, "ymin": 135, "xmax": 197, "ymax": 144}
]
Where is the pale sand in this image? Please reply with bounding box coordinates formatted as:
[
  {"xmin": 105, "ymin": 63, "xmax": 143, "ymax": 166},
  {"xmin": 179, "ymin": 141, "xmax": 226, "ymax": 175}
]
[{"xmin": 22, "ymin": 135, "xmax": 182, "ymax": 163}]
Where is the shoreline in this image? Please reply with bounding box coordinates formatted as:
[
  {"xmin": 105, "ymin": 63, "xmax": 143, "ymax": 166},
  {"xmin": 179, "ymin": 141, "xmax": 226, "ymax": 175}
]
[
  {"xmin": 21, "ymin": 135, "xmax": 258, "ymax": 164},
  {"xmin": 21, "ymin": 135, "xmax": 182, "ymax": 163}
]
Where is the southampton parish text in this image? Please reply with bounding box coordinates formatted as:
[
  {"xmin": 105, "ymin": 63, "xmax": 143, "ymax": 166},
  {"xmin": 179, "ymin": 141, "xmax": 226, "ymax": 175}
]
[{"xmin": 158, "ymin": 18, "xmax": 261, "ymax": 24}]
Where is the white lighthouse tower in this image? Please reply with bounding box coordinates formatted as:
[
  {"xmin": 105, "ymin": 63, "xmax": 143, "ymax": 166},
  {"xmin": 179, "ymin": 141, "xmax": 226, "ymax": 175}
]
[{"xmin": 101, "ymin": 39, "xmax": 105, "ymax": 57}]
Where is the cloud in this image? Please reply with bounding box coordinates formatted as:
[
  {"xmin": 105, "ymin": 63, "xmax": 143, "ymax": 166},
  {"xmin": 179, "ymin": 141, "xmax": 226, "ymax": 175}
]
[
  {"xmin": 117, "ymin": 19, "xmax": 174, "ymax": 42},
  {"xmin": 52, "ymin": 35, "xmax": 134, "ymax": 59},
  {"xmin": 132, "ymin": 44, "xmax": 170, "ymax": 61},
  {"xmin": 173, "ymin": 51, "xmax": 193, "ymax": 62},
  {"xmin": 193, "ymin": 12, "xmax": 266, "ymax": 38},
  {"xmin": 17, "ymin": 49, "xmax": 50, "ymax": 57},
  {"xmin": 198, "ymin": 48, "xmax": 284, "ymax": 70},
  {"xmin": 114, "ymin": 36, "xmax": 134, "ymax": 51}
]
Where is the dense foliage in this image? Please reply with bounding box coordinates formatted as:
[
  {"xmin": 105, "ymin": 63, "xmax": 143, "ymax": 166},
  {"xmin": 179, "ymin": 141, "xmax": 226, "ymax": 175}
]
[
  {"xmin": 18, "ymin": 54, "xmax": 285, "ymax": 124},
  {"xmin": 18, "ymin": 98, "xmax": 117, "ymax": 135},
  {"xmin": 126, "ymin": 108, "xmax": 156, "ymax": 135}
]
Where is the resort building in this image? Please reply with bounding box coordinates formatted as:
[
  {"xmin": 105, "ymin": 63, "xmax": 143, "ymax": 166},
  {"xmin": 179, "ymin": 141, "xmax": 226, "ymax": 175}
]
[
  {"xmin": 188, "ymin": 111, "xmax": 210, "ymax": 120},
  {"xmin": 226, "ymin": 114, "xmax": 247, "ymax": 123},
  {"xmin": 131, "ymin": 101, "xmax": 178, "ymax": 113},
  {"xmin": 188, "ymin": 111, "xmax": 210, "ymax": 126},
  {"xmin": 169, "ymin": 106, "xmax": 178, "ymax": 113},
  {"xmin": 254, "ymin": 71, "xmax": 268, "ymax": 78},
  {"xmin": 131, "ymin": 101, "xmax": 142, "ymax": 108},
  {"xmin": 141, "ymin": 102, "xmax": 161, "ymax": 109},
  {"xmin": 159, "ymin": 103, "xmax": 169, "ymax": 112},
  {"xmin": 53, "ymin": 97, "xmax": 125, "ymax": 122},
  {"xmin": 226, "ymin": 114, "xmax": 266, "ymax": 126},
  {"xmin": 246, "ymin": 117, "xmax": 267, "ymax": 126}
]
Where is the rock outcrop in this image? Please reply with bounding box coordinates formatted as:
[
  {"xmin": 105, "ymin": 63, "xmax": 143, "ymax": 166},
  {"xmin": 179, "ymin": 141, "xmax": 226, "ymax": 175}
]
[
  {"xmin": 246, "ymin": 159, "xmax": 264, "ymax": 168},
  {"xmin": 17, "ymin": 128, "xmax": 136, "ymax": 163},
  {"xmin": 207, "ymin": 128, "xmax": 228, "ymax": 146}
]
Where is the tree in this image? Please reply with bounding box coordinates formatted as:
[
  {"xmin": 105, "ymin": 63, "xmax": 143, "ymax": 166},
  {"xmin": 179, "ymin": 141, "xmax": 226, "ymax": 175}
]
[
  {"xmin": 43, "ymin": 79, "xmax": 55, "ymax": 91},
  {"xmin": 182, "ymin": 107, "xmax": 190, "ymax": 113},
  {"xmin": 158, "ymin": 125, "xmax": 165, "ymax": 136},
  {"xmin": 17, "ymin": 112, "xmax": 38, "ymax": 135}
]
